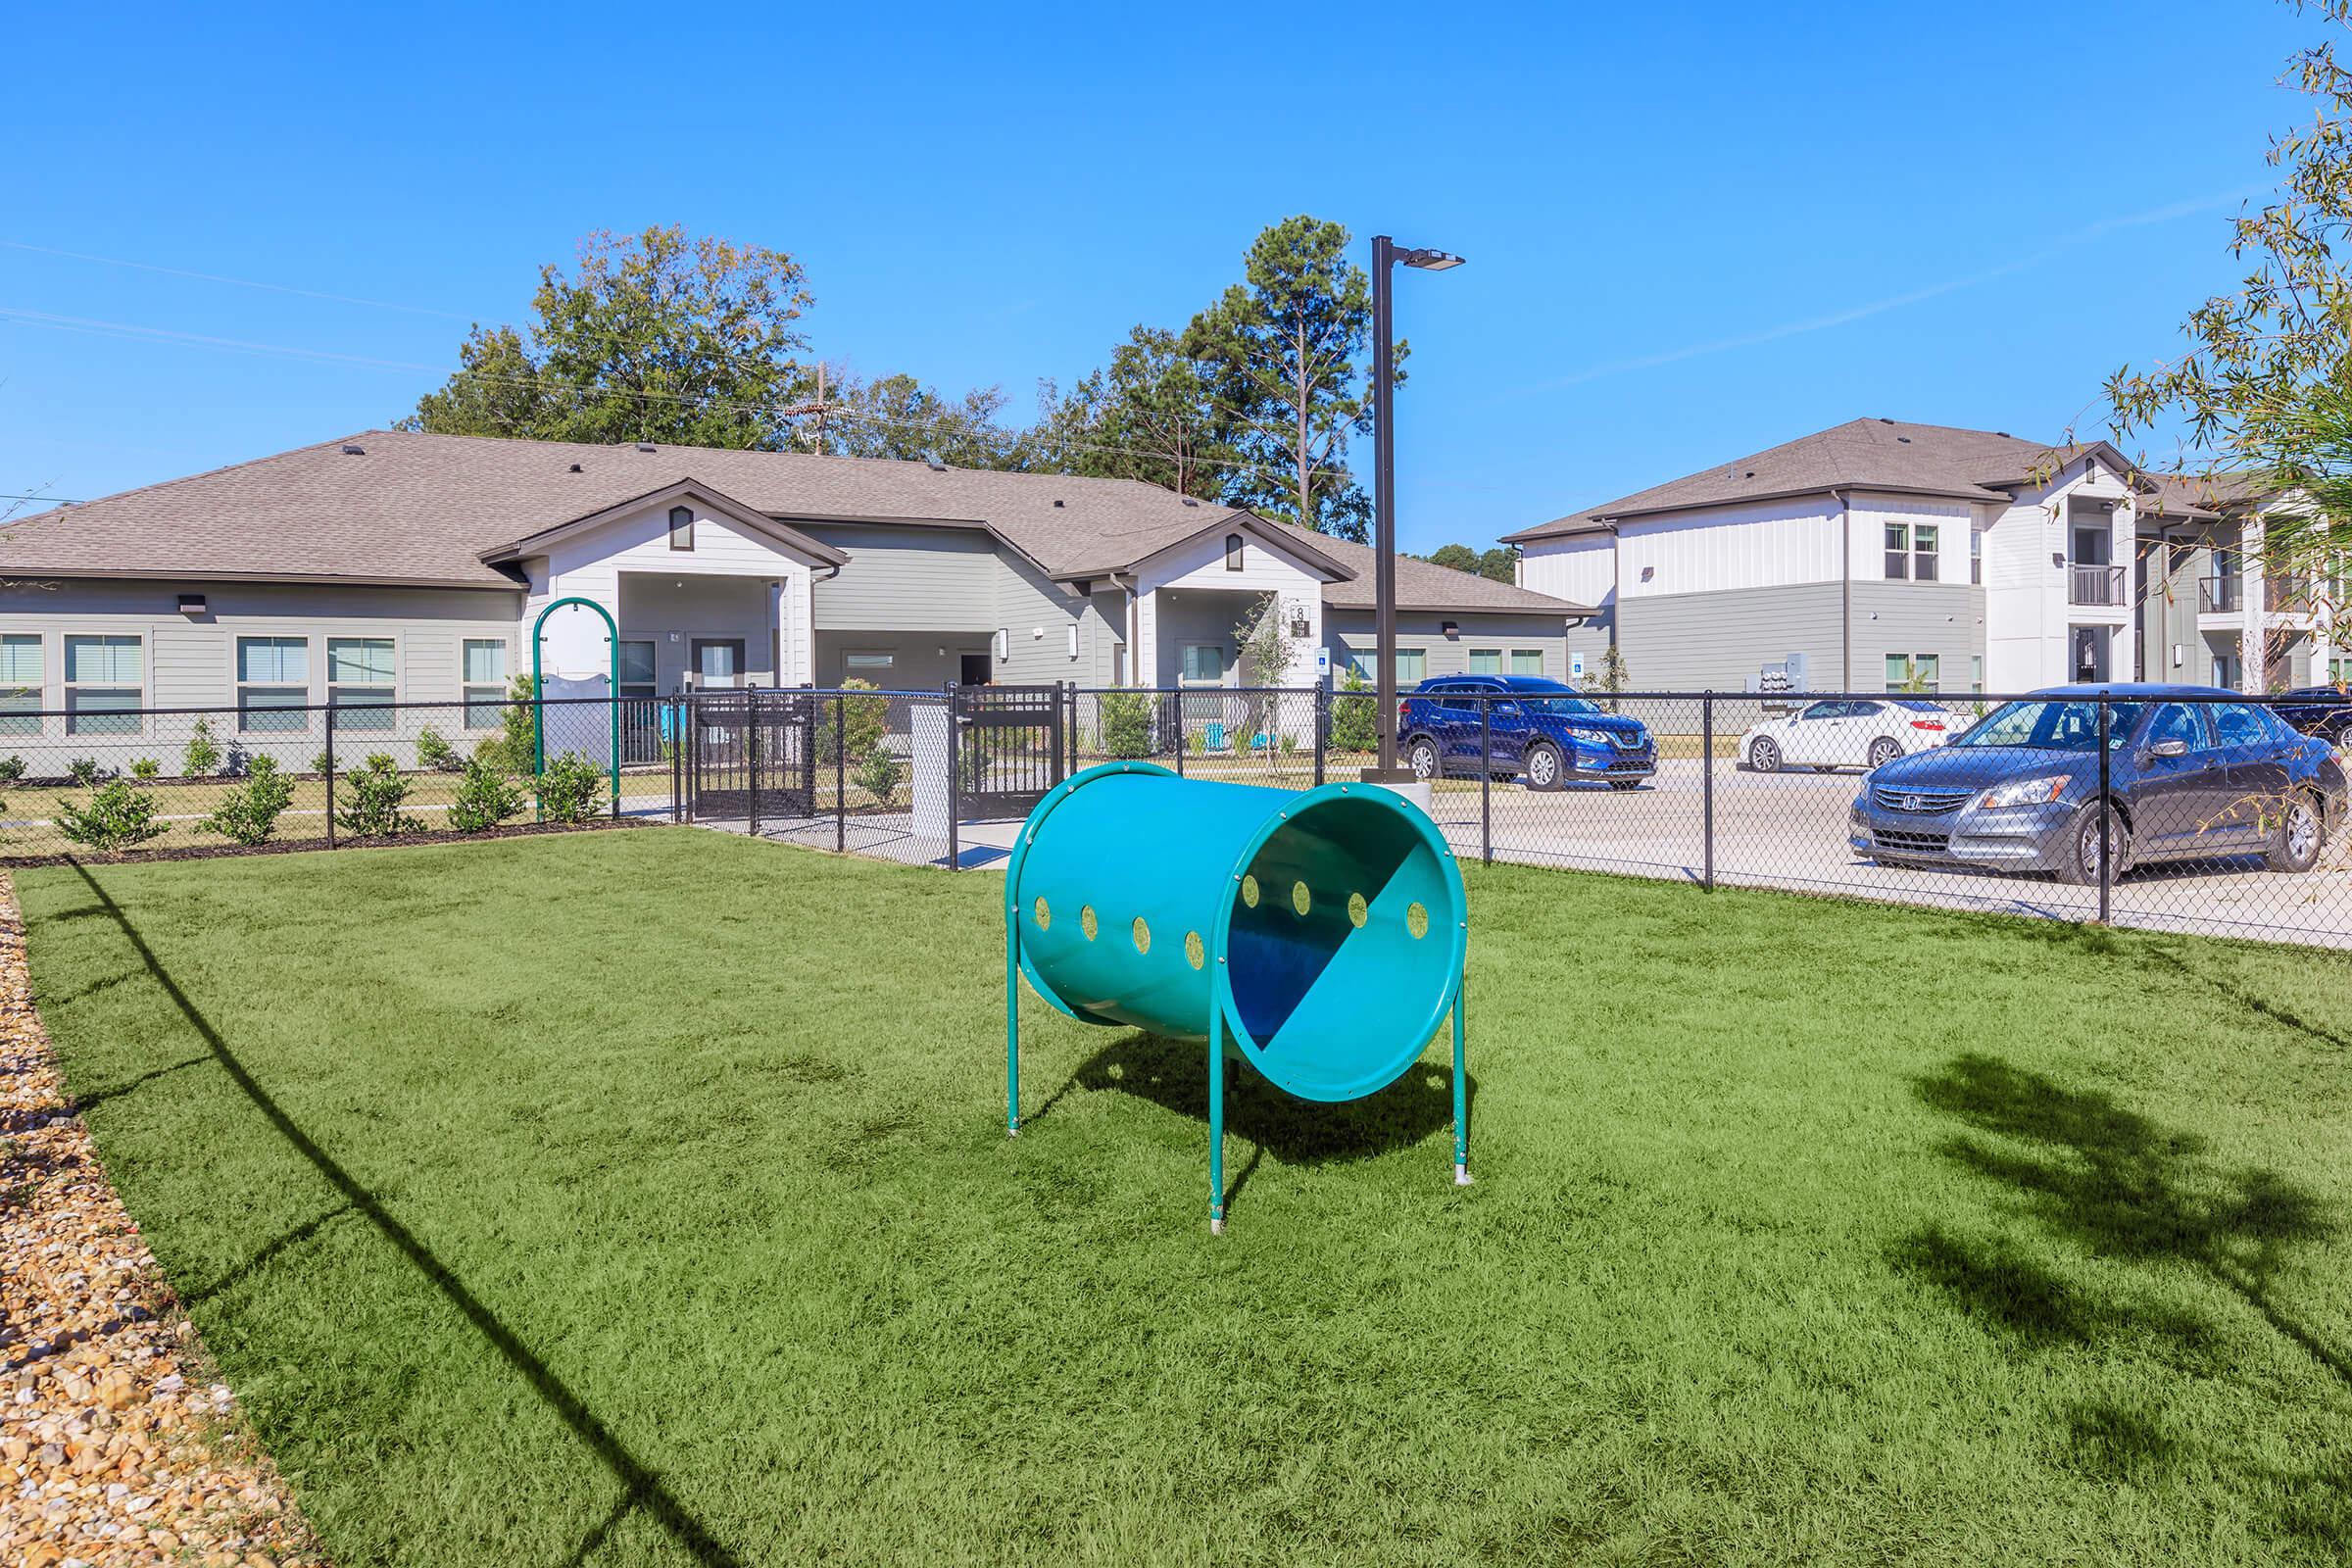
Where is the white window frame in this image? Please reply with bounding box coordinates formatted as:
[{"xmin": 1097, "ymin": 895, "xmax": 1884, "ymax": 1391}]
[
  {"xmin": 1971, "ymin": 527, "xmax": 1984, "ymax": 586},
  {"xmin": 1914, "ymin": 524, "xmax": 1939, "ymax": 583},
  {"xmin": 1224, "ymin": 533, "xmax": 1245, "ymax": 570},
  {"xmin": 1179, "ymin": 643, "xmax": 1225, "ymax": 685},
  {"xmin": 236, "ymin": 634, "xmax": 313, "ymax": 734},
  {"xmin": 842, "ymin": 650, "xmax": 896, "ymax": 686},
  {"xmin": 462, "ymin": 637, "xmax": 511, "ymax": 731},
  {"xmin": 1885, "ymin": 654, "xmax": 1940, "ymax": 694},
  {"xmin": 326, "ymin": 636, "xmax": 398, "ymax": 734},
  {"xmin": 669, "ymin": 505, "xmax": 695, "ymax": 552},
  {"xmin": 64, "ymin": 633, "xmax": 145, "ymax": 736},
  {"xmin": 0, "ymin": 633, "xmax": 43, "ymax": 737},
  {"xmin": 1467, "ymin": 648, "xmax": 1503, "ymax": 675},
  {"xmin": 1885, "ymin": 522, "xmax": 1911, "ymax": 580},
  {"xmin": 1395, "ymin": 646, "xmax": 1428, "ymax": 684},
  {"xmin": 1510, "ymin": 648, "xmax": 1544, "ymax": 675}
]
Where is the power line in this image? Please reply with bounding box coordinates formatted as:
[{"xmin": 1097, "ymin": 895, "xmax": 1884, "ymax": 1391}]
[{"xmin": 0, "ymin": 239, "xmax": 476, "ymax": 321}]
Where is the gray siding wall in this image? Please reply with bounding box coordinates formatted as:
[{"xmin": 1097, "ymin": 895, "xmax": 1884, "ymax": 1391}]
[
  {"xmin": 0, "ymin": 577, "xmax": 524, "ymax": 773},
  {"xmin": 0, "ymin": 578, "xmax": 524, "ymax": 713},
  {"xmin": 1323, "ymin": 611, "xmax": 1568, "ymax": 682},
  {"xmin": 808, "ymin": 522, "xmax": 1118, "ymax": 689},
  {"xmin": 1591, "ymin": 582, "xmax": 1985, "ymax": 692}
]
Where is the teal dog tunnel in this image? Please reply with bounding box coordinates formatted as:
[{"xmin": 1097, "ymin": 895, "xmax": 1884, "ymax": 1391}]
[{"xmin": 1004, "ymin": 762, "xmax": 1471, "ymax": 1233}]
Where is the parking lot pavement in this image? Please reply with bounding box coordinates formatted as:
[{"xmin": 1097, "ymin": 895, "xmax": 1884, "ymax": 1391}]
[{"xmin": 1424, "ymin": 759, "xmax": 2352, "ymax": 950}]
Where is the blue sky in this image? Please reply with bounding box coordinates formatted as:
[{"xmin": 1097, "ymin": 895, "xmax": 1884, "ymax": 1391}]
[{"xmin": 0, "ymin": 1, "xmax": 2323, "ymax": 552}]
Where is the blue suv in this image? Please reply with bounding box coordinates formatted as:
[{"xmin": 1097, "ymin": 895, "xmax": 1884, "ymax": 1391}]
[{"xmin": 1399, "ymin": 676, "xmax": 1657, "ymax": 790}]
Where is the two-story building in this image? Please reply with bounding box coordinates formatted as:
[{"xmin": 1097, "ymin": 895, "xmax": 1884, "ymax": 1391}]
[{"xmin": 1506, "ymin": 417, "xmax": 2343, "ymax": 695}]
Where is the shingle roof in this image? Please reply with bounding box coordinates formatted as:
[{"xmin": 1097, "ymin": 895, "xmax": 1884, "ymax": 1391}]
[
  {"xmin": 0, "ymin": 428, "xmax": 1588, "ymax": 615},
  {"xmin": 1501, "ymin": 417, "xmax": 2139, "ymax": 544},
  {"xmin": 2135, "ymin": 469, "xmax": 2265, "ymax": 520}
]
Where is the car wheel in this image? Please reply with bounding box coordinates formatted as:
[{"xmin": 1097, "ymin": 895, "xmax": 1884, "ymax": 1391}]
[
  {"xmin": 2055, "ymin": 803, "xmax": 2132, "ymax": 886},
  {"xmin": 2264, "ymin": 792, "xmax": 2326, "ymax": 873},
  {"xmin": 1523, "ymin": 742, "xmax": 1565, "ymax": 791},
  {"xmin": 1407, "ymin": 738, "xmax": 1440, "ymax": 782},
  {"xmin": 1748, "ymin": 737, "xmax": 1781, "ymax": 774},
  {"xmin": 1866, "ymin": 737, "xmax": 1901, "ymax": 770}
]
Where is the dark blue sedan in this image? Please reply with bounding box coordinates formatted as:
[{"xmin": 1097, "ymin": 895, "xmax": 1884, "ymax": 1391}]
[
  {"xmin": 1399, "ymin": 675, "xmax": 1657, "ymax": 791},
  {"xmin": 1849, "ymin": 684, "xmax": 2347, "ymax": 883}
]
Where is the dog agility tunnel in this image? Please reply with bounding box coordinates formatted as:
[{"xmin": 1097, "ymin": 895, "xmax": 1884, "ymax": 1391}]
[{"xmin": 1003, "ymin": 761, "xmax": 1470, "ymax": 1232}]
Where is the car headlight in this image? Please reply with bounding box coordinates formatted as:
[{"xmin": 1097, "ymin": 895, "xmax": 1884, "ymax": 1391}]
[
  {"xmin": 1978, "ymin": 774, "xmax": 2072, "ymax": 808},
  {"xmin": 1567, "ymin": 727, "xmax": 1611, "ymax": 746}
]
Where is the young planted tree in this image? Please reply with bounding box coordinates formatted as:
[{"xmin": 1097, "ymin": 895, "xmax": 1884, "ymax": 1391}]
[{"xmin": 1232, "ymin": 592, "xmax": 1308, "ymax": 773}]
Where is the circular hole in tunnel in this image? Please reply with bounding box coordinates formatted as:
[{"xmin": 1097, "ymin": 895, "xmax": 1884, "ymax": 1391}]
[
  {"xmin": 1291, "ymin": 881, "xmax": 1311, "ymax": 917},
  {"xmin": 1185, "ymin": 930, "xmax": 1204, "ymax": 969},
  {"xmin": 1240, "ymin": 874, "xmax": 1259, "ymax": 908},
  {"xmin": 1033, "ymin": 896, "xmax": 1050, "ymax": 930},
  {"xmin": 1348, "ymin": 891, "xmax": 1368, "ymax": 928},
  {"xmin": 1406, "ymin": 902, "xmax": 1429, "ymax": 939},
  {"xmin": 1081, "ymin": 905, "xmax": 1098, "ymax": 940},
  {"xmin": 1132, "ymin": 916, "xmax": 1151, "ymax": 955}
]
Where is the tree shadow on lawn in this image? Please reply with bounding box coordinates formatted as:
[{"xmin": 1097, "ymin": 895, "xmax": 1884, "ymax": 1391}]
[
  {"xmin": 1028, "ymin": 1029, "xmax": 1470, "ymax": 1216},
  {"xmin": 1894, "ymin": 1051, "xmax": 2351, "ymax": 1545},
  {"xmin": 62, "ymin": 861, "xmax": 748, "ymax": 1568}
]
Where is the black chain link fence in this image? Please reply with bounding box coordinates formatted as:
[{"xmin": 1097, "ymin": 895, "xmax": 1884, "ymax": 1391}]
[{"xmin": 16, "ymin": 680, "xmax": 2348, "ymax": 949}]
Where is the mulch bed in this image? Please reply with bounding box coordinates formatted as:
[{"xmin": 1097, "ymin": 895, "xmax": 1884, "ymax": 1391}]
[
  {"xmin": 0, "ymin": 814, "xmax": 655, "ymax": 869},
  {"xmin": 0, "ymin": 873, "xmax": 327, "ymax": 1567}
]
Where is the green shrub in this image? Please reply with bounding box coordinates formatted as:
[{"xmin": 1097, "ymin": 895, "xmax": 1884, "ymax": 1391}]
[
  {"xmin": 536, "ymin": 751, "xmax": 605, "ymax": 825},
  {"xmin": 182, "ymin": 717, "xmax": 222, "ymax": 778},
  {"xmin": 472, "ymin": 674, "xmax": 539, "ymax": 776},
  {"xmin": 56, "ymin": 779, "xmax": 167, "ymax": 852},
  {"xmin": 129, "ymin": 757, "xmax": 161, "ymax": 782},
  {"xmin": 852, "ymin": 747, "xmax": 905, "ymax": 808},
  {"xmin": 310, "ymin": 750, "xmax": 333, "ymax": 776},
  {"xmin": 0, "ymin": 756, "xmax": 24, "ymax": 784},
  {"xmin": 450, "ymin": 757, "xmax": 526, "ymax": 833},
  {"xmin": 817, "ymin": 678, "xmax": 889, "ymax": 764},
  {"xmin": 1328, "ymin": 668, "xmax": 1381, "ymax": 754},
  {"xmin": 336, "ymin": 753, "xmax": 423, "ymax": 838},
  {"xmin": 416, "ymin": 725, "xmax": 460, "ymax": 772},
  {"xmin": 1096, "ymin": 689, "xmax": 1154, "ymax": 760},
  {"xmin": 198, "ymin": 755, "xmax": 295, "ymax": 847},
  {"xmin": 66, "ymin": 758, "xmax": 104, "ymax": 787}
]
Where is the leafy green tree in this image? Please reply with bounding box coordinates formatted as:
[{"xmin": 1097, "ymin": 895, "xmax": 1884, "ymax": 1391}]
[
  {"xmin": 2106, "ymin": 0, "xmax": 2352, "ymax": 641},
  {"xmin": 407, "ymin": 226, "xmax": 817, "ymax": 449},
  {"xmin": 1425, "ymin": 544, "xmax": 1517, "ymax": 583},
  {"xmin": 57, "ymin": 780, "xmax": 167, "ymax": 852},
  {"xmin": 199, "ymin": 756, "xmax": 296, "ymax": 847},
  {"xmin": 1328, "ymin": 667, "xmax": 1379, "ymax": 754},
  {"xmin": 820, "ymin": 374, "xmax": 1023, "ymax": 467},
  {"xmin": 1183, "ymin": 217, "xmax": 1397, "ymax": 542},
  {"xmin": 1032, "ymin": 327, "xmax": 1237, "ymax": 501}
]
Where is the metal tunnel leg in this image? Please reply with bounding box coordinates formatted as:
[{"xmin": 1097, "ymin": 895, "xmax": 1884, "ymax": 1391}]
[
  {"xmin": 1452, "ymin": 973, "xmax": 1472, "ymax": 1187},
  {"xmin": 1004, "ymin": 902, "xmax": 1020, "ymax": 1139},
  {"xmin": 1208, "ymin": 1004, "xmax": 1227, "ymax": 1235}
]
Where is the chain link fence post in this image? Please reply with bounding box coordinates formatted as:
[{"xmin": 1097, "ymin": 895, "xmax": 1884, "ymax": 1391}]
[
  {"xmin": 323, "ymin": 702, "xmax": 337, "ymax": 850},
  {"xmin": 2096, "ymin": 692, "xmax": 2112, "ymax": 925},
  {"xmin": 946, "ymin": 683, "xmax": 962, "ymax": 872},
  {"xmin": 1702, "ymin": 691, "xmax": 1716, "ymax": 893},
  {"xmin": 834, "ymin": 693, "xmax": 847, "ymax": 854},
  {"xmin": 1479, "ymin": 695, "xmax": 1493, "ymax": 865}
]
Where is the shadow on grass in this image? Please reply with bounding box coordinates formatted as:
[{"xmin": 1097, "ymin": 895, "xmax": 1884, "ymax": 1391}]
[
  {"xmin": 1897, "ymin": 1051, "xmax": 2351, "ymax": 1547},
  {"xmin": 63, "ymin": 860, "xmax": 745, "ymax": 1568},
  {"xmin": 1033, "ymin": 1030, "xmax": 1469, "ymax": 1215}
]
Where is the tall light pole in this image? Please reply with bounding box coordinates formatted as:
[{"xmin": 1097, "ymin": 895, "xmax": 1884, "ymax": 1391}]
[{"xmin": 1369, "ymin": 235, "xmax": 1464, "ymax": 776}]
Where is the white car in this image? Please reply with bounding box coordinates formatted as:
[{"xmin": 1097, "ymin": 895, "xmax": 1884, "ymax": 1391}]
[{"xmin": 1741, "ymin": 698, "xmax": 1954, "ymax": 773}]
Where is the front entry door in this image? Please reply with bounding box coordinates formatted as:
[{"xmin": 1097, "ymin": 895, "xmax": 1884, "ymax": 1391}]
[
  {"xmin": 691, "ymin": 639, "xmax": 746, "ymax": 691},
  {"xmin": 2071, "ymin": 626, "xmax": 2110, "ymax": 684},
  {"xmin": 959, "ymin": 653, "xmax": 993, "ymax": 687}
]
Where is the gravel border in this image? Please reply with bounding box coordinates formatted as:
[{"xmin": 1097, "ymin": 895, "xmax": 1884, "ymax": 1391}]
[{"xmin": 0, "ymin": 872, "xmax": 326, "ymax": 1567}]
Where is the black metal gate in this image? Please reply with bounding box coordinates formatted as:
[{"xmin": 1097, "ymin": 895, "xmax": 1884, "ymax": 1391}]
[
  {"xmin": 954, "ymin": 684, "xmax": 1064, "ymax": 818},
  {"xmin": 684, "ymin": 689, "xmax": 818, "ymax": 827}
]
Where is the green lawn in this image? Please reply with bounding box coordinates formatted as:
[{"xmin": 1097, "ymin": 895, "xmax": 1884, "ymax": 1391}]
[{"xmin": 19, "ymin": 830, "xmax": 2352, "ymax": 1566}]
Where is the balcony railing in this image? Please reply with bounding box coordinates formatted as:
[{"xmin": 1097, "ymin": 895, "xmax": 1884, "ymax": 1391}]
[
  {"xmin": 2069, "ymin": 563, "xmax": 2126, "ymax": 606},
  {"xmin": 2199, "ymin": 575, "xmax": 2242, "ymax": 614},
  {"xmin": 2267, "ymin": 574, "xmax": 2315, "ymax": 615}
]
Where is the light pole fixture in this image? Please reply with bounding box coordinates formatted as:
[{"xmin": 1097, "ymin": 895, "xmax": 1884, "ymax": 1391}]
[{"xmin": 1368, "ymin": 235, "xmax": 1465, "ymax": 778}]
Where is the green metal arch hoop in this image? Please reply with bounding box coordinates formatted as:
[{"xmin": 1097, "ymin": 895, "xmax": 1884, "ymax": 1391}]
[{"xmin": 530, "ymin": 595, "xmax": 621, "ymax": 821}]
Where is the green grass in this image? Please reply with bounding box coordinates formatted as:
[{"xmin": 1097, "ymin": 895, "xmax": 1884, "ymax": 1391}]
[{"xmin": 19, "ymin": 830, "xmax": 2352, "ymax": 1566}]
